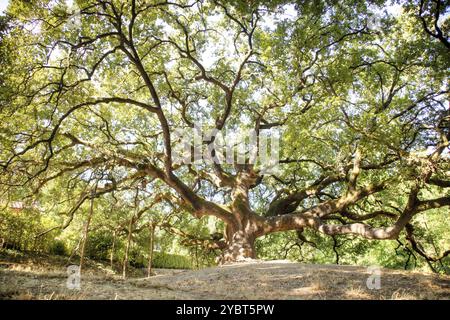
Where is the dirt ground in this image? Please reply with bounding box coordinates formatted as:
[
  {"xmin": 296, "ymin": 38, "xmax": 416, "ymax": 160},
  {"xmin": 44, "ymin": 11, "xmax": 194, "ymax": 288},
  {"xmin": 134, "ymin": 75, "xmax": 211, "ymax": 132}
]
[{"xmin": 0, "ymin": 252, "xmax": 449, "ymax": 300}]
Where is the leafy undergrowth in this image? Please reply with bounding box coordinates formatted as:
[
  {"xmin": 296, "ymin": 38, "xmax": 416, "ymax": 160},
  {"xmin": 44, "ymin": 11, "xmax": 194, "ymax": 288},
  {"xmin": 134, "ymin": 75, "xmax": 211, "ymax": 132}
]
[
  {"xmin": 0, "ymin": 249, "xmax": 146, "ymax": 277},
  {"xmin": 0, "ymin": 250, "xmax": 449, "ymax": 300}
]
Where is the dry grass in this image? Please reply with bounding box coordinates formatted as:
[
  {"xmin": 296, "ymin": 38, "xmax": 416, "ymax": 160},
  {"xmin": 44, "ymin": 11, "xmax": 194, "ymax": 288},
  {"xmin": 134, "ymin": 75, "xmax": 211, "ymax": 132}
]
[{"xmin": 1, "ymin": 252, "xmax": 449, "ymax": 300}]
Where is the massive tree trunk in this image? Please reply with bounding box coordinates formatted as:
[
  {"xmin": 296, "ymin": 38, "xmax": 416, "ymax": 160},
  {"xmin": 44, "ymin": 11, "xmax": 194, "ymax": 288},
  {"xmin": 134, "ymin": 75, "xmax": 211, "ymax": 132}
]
[
  {"xmin": 220, "ymin": 225, "xmax": 257, "ymax": 263},
  {"xmin": 218, "ymin": 172, "xmax": 261, "ymax": 264},
  {"xmin": 220, "ymin": 172, "xmax": 259, "ymax": 263}
]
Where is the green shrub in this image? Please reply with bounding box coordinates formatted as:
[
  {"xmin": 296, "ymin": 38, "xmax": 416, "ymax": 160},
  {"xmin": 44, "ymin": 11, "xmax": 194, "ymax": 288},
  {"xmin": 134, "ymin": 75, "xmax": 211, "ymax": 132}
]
[
  {"xmin": 49, "ymin": 240, "xmax": 67, "ymax": 256},
  {"xmin": 85, "ymin": 232, "xmax": 114, "ymax": 260},
  {"xmin": 152, "ymin": 252, "xmax": 192, "ymax": 269},
  {"xmin": 129, "ymin": 247, "xmax": 146, "ymax": 268}
]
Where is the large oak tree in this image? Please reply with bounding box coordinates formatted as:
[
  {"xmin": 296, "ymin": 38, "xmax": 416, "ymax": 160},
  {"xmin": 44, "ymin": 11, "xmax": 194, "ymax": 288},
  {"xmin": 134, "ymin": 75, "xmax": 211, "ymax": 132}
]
[{"xmin": 0, "ymin": 0, "xmax": 449, "ymax": 263}]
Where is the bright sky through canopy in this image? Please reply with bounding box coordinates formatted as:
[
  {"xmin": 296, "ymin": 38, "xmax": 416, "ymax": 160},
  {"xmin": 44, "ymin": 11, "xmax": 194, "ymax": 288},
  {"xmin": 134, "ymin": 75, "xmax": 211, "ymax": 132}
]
[{"xmin": 0, "ymin": 0, "xmax": 8, "ymax": 14}]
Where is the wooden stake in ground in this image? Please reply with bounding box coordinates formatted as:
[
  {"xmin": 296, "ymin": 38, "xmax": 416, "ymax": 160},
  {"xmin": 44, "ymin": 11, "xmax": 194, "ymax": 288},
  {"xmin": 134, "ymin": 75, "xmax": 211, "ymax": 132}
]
[
  {"xmin": 122, "ymin": 215, "xmax": 133, "ymax": 279},
  {"xmin": 110, "ymin": 229, "xmax": 117, "ymax": 270},
  {"xmin": 147, "ymin": 222, "xmax": 155, "ymax": 278},
  {"xmin": 79, "ymin": 189, "xmax": 95, "ymax": 275}
]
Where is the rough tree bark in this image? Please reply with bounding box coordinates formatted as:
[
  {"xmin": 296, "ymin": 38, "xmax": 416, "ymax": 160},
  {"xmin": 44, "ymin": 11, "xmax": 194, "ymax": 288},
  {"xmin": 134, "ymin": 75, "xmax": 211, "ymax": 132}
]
[{"xmin": 217, "ymin": 170, "xmax": 262, "ymax": 263}]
